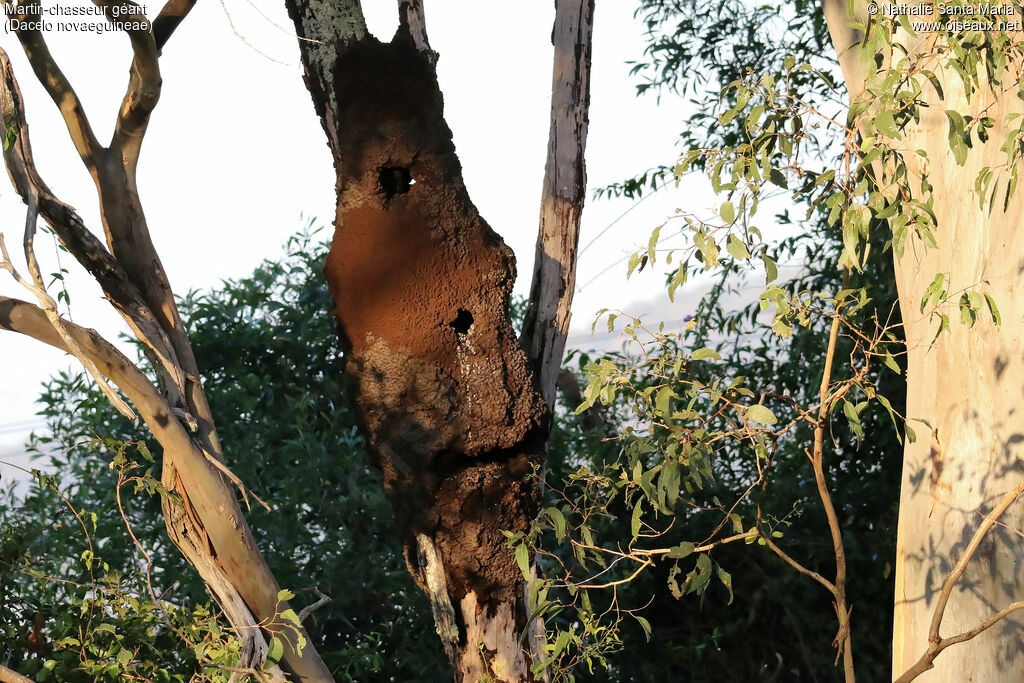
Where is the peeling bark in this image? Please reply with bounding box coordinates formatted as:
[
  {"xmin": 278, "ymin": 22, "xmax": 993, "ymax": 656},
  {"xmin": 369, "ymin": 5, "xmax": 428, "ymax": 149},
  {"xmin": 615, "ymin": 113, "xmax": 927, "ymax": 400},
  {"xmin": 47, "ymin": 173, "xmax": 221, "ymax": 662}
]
[
  {"xmin": 523, "ymin": 0, "xmax": 595, "ymax": 409},
  {"xmin": 0, "ymin": 8, "xmax": 331, "ymax": 678}
]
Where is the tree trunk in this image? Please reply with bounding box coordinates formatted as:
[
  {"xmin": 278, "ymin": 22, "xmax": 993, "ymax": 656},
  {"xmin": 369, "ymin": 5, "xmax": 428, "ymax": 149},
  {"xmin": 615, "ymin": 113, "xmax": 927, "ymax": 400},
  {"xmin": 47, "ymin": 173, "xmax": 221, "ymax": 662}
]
[
  {"xmin": 824, "ymin": 3, "xmax": 1024, "ymax": 679},
  {"xmin": 285, "ymin": 3, "xmax": 550, "ymax": 680},
  {"xmin": 0, "ymin": 14, "xmax": 332, "ymax": 679},
  {"xmin": 285, "ymin": 0, "xmax": 593, "ymax": 679}
]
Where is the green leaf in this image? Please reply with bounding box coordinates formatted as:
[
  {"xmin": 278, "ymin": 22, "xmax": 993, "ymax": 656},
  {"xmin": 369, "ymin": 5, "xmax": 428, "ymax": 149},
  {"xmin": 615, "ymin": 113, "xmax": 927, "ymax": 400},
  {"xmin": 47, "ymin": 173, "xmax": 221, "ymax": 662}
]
[
  {"xmin": 768, "ymin": 168, "xmax": 788, "ymax": 189},
  {"xmin": 761, "ymin": 254, "xmax": 778, "ymax": 284},
  {"xmin": 920, "ymin": 273, "xmax": 945, "ymax": 313},
  {"xmin": 873, "ymin": 109, "xmax": 898, "ymax": 138},
  {"xmin": 631, "ymin": 501, "xmax": 643, "ymax": 540},
  {"xmin": 648, "ymin": 225, "xmax": 662, "ymax": 264},
  {"xmin": 883, "ymin": 352, "xmax": 901, "ymax": 375},
  {"xmin": 667, "ymin": 542, "xmax": 695, "ymax": 559},
  {"xmin": 745, "ymin": 404, "xmax": 777, "ymax": 425},
  {"xmin": 655, "ymin": 386, "xmax": 674, "ymax": 416},
  {"xmin": 267, "ymin": 636, "xmax": 284, "ymax": 666},
  {"xmin": 277, "ymin": 588, "xmax": 296, "ymax": 602},
  {"xmin": 690, "ymin": 348, "xmax": 721, "ymax": 361},
  {"xmin": 945, "ymin": 110, "xmax": 968, "ymax": 166},
  {"xmin": 985, "ymin": 292, "xmax": 1002, "ymax": 327},
  {"xmin": 515, "ymin": 543, "xmax": 531, "ymax": 579},
  {"xmin": 721, "ymin": 201, "xmax": 736, "ymax": 224},
  {"xmin": 690, "ymin": 554, "xmax": 713, "ymax": 594},
  {"xmin": 716, "ymin": 564, "xmax": 734, "ymax": 605},
  {"xmin": 634, "ymin": 615, "xmax": 652, "ymax": 642},
  {"xmin": 546, "ymin": 507, "xmax": 566, "ymax": 542},
  {"xmin": 553, "ymin": 629, "xmax": 572, "ymax": 656},
  {"xmin": 726, "ymin": 234, "xmax": 750, "ymax": 260}
]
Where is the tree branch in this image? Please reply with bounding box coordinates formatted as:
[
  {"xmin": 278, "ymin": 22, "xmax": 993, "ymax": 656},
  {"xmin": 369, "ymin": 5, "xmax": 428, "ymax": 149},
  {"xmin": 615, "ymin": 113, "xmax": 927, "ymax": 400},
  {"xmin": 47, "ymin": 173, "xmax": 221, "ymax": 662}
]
[
  {"xmin": 284, "ymin": 0, "xmax": 367, "ymax": 160},
  {"xmin": 895, "ymin": 477, "xmax": 1024, "ymax": 682},
  {"xmin": 809, "ymin": 288, "xmax": 855, "ymax": 680},
  {"xmin": 0, "ymin": 231, "xmax": 135, "ymax": 419},
  {"xmin": 397, "ymin": 0, "xmax": 434, "ymax": 61},
  {"xmin": 297, "ymin": 586, "xmax": 332, "ymax": 624},
  {"xmin": 92, "ymin": 0, "xmax": 163, "ymax": 160},
  {"xmin": 0, "ymin": 664, "xmax": 33, "ymax": 683},
  {"xmin": 0, "ymin": 48, "xmax": 186, "ymax": 394},
  {"xmin": 522, "ymin": 0, "xmax": 595, "ymax": 408},
  {"xmin": 4, "ymin": 1, "xmax": 101, "ymax": 165},
  {"xmin": 153, "ymin": 0, "xmax": 197, "ymax": 51},
  {"xmin": 0, "ymin": 295, "xmax": 317, "ymax": 677}
]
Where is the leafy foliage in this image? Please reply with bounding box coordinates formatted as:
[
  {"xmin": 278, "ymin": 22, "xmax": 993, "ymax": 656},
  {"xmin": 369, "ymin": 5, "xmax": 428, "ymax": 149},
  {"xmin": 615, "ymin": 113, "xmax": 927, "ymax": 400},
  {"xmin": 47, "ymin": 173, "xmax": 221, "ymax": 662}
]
[
  {"xmin": 1, "ymin": 226, "xmax": 443, "ymax": 681},
  {"xmin": 520, "ymin": 2, "xmax": 912, "ymax": 681}
]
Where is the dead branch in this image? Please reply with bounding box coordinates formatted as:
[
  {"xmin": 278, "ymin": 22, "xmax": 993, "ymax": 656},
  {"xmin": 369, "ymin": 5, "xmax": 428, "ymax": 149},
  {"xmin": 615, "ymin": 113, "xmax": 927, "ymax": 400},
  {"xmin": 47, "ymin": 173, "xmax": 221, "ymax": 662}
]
[
  {"xmin": 522, "ymin": 0, "xmax": 595, "ymax": 409},
  {"xmin": 398, "ymin": 0, "xmax": 433, "ymax": 60},
  {"xmin": 297, "ymin": 587, "xmax": 332, "ymax": 623}
]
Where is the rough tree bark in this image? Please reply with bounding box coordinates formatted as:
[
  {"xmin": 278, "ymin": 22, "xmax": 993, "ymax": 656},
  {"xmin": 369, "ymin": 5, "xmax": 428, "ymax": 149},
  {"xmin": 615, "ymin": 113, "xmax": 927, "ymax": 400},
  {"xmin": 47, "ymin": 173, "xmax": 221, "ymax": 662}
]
[
  {"xmin": 0, "ymin": 4, "xmax": 330, "ymax": 679},
  {"xmin": 824, "ymin": 2, "xmax": 1024, "ymax": 679},
  {"xmin": 284, "ymin": 1, "xmax": 593, "ymax": 680}
]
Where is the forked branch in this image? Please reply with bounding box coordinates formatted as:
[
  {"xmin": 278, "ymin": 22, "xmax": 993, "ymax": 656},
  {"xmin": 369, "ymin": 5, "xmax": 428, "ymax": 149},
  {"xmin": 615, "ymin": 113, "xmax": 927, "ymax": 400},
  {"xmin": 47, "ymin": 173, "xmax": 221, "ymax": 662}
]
[
  {"xmin": 0, "ymin": 48, "xmax": 186, "ymax": 395},
  {"xmin": 895, "ymin": 477, "xmax": 1024, "ymax": 682},
  {"xmin": 0, "ymin": 232, "xmax": 135, "ymax": 418}
]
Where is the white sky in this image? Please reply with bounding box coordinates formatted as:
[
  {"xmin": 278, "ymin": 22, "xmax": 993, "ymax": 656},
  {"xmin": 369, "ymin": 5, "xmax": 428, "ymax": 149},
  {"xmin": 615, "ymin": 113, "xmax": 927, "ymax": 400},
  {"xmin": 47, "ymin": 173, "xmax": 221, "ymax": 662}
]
[{"xmin": 0, "ymin": 1, "xmax": 722, "ymax": 457}]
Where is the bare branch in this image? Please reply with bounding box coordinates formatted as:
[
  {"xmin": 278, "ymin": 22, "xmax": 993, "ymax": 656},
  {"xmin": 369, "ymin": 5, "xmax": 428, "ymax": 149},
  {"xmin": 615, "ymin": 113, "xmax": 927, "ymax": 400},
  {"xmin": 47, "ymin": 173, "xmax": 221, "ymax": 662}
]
[
  {"xmin": 89, "ymin": 0, "xmax": 163, "ymax": 158},
  {"xmin": 0, "ymin": 234, "xmax": 135, "ymax": 419},
  {"xmin": 397, "ymin": 0, "xmax": 434, "ymax": 60},
  {"xmin": 522, "ymin": 0, "xmax": 595, "ymax": 408},
  {"xmin": 297, "ymin": 586, "xmax": 332, "ymax": 623},
  {"xmin": 0, "ymin": 48, "xmax": 186, "ymax": 393},
  {"xmin": 3, "ymin": 1, "xmax": 101, "ymax": 164},
  {"xmin": 760, "ymin": 529, "xmax": 837, "ymax": 595},
  {"xmin": 153, "ymin": 0, "xmax": 197, "ymax": 51},
  {"xmin": 808, "ymin": 284, "xmax": 855, "ymax": 680}
]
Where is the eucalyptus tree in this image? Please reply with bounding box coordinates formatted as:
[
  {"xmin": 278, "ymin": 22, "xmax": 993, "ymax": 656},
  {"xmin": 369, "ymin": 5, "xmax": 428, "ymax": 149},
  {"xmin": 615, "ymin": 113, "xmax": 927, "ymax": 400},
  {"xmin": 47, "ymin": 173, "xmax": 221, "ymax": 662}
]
[
  {"xmin": 824, "ymin": 3, "xmax": 1024, "ymax": 680},
  {"xmin": 0, "ymin": 2, "xmax": 330, "ymax": 679}
]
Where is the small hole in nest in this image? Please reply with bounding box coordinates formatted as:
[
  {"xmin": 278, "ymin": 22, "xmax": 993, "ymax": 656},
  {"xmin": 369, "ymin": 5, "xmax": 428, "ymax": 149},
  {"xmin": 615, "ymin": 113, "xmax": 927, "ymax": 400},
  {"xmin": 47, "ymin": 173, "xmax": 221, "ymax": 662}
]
[
  {"xmin": 379, "ymin": 166, "xmax": 413, "ymax": 199},
  {"xmin": 449, "ymin": 309, "xmax": 474, "ymax": 336}
]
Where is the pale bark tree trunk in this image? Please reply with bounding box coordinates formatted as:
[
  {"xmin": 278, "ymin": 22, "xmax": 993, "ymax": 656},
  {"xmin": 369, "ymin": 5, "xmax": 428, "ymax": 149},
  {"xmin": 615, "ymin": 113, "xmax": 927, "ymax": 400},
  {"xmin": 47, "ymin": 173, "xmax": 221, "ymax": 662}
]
[
  {"xmin": 0, "ymin": 4, "xmax": 331, "ymax": 679},
  {"xmin": 824, "ymin": 2, "xmax": 1024, "ymax": 679},
  {"xmin": 284, "ymin": 1, "xmax": 592, "ymax": 680}
]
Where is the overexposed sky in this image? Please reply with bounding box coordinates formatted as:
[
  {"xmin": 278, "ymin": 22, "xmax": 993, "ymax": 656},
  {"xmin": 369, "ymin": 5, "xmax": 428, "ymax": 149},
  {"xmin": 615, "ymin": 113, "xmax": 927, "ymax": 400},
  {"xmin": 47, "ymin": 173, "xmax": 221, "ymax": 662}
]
[{"xmin": 0, "ymin": 1, "xmax": 708, "ymax": 453}]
